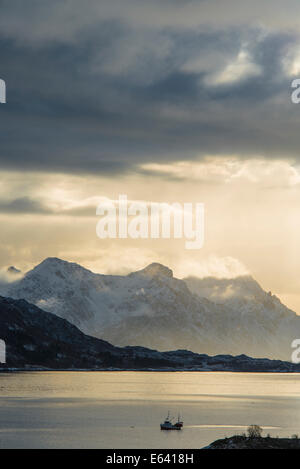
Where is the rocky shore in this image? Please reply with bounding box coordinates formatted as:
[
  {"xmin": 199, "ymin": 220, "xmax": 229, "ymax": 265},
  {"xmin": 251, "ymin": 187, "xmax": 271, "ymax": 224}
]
[{"xmin": 205, "ymin": 435, "xmax": 300, "ymax": 449}]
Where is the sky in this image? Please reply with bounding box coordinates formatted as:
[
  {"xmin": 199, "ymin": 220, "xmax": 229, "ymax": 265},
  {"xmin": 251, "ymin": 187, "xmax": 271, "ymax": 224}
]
[{"xmin": 1, "ymin": 0, "xmax": 300, "ymax": 311}]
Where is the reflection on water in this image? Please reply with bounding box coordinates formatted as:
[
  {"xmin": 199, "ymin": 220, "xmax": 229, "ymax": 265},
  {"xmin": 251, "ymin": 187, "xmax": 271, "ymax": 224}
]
[
  {"xmin": 0, "ymin": 371, "xmax": 299, "ymax": 448},
  {"xmin": 187, "ymin": 425, "xmax": 280, "ymax": 429}
]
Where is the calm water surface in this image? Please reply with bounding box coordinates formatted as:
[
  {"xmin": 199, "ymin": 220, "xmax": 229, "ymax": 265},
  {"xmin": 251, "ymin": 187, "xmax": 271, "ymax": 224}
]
[{"xmin": 0, "ymin": 371, "xmax": 300, "ymax": 448}]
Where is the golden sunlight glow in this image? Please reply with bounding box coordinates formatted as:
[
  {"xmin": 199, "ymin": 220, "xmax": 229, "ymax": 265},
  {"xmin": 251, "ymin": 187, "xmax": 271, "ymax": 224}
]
[{"xmin": 1, "ymin": 156, "xmax": 300, "ymax": 313}]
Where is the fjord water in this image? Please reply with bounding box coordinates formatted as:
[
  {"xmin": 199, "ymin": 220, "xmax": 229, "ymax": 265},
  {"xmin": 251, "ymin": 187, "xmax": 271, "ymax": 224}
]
[{"xmin": 0, "ymin": 371, "xmax": 300, "ymax": 449}]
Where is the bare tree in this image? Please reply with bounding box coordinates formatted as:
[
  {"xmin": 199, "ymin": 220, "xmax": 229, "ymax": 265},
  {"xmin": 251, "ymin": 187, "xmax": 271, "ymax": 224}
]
[{"xmin": 247, "ymin": 425, "xmax": 263, "ymax": 438}]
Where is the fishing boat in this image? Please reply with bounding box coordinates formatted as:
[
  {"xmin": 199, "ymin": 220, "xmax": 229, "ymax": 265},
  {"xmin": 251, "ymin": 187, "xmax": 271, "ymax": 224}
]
[
  {"xmin": 174, "ymin": 414, "xmax": 183, "ymax": 428},
  {"xmin": 160, "ymin": 412, "xmax": 183, "ymax": 431}
]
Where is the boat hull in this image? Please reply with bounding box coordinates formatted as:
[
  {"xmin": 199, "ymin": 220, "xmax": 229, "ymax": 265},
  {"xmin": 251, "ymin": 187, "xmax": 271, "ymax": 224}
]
[{"xmin": 160, "ymin": 425, "xmax": 181, "ymax": 431}]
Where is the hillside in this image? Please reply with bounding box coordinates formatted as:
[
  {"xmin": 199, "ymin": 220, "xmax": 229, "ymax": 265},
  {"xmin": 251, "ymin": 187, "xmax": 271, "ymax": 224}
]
[{"xmin": 2, "ymin": 295, "xmax": 300, "ymax": 371}]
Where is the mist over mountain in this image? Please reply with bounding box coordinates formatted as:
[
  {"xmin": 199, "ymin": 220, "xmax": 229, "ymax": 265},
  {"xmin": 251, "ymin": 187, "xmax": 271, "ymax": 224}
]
[{"xmin": 1, "ymin": 257, "xmax": 299, "ymax": 361}]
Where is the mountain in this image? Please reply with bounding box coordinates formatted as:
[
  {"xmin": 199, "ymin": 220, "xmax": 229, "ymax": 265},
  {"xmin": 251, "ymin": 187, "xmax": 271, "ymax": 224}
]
[
  {"xmin": 184, "ymin": 275, "xmax": 300, "ymax": 360},
  {"xmin": 0, "ymin": 258, "xmax": 225, "ymax": 354},
  {"xmin": 2, "ymin": 257, "xmax": 300, "ymax": 360},
  {"xmin": 1, "ymin": 295, "xmax": 300, "ymax": 372},
  {"xmin": 0, "ymin": 295, "xmax": 118, "ymax": 369}
]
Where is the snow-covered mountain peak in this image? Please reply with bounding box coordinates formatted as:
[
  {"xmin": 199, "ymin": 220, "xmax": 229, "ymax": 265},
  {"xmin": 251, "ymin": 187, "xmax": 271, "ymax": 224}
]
[
  {"xmin": 130, "ymin": 263, "xmax": 173, "ymax": 279},
  {"xmin": 33, "ymin": 256, "xmax": 82, "ymax": 271},
  {"xmin": 2, "ymin": 257, "xmax": 300, "ymax": 360},
  {"xmin": 28, "ymin": 257, "xmax": 95, "ymax": 280}
]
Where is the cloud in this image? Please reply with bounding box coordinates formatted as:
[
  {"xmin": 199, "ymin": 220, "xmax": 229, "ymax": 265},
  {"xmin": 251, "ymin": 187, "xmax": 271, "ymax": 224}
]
[
  {"xmin": 0, "ymin": 267, "xmax": 23, "ymax": 285},
  {"xmin": 139, "ymin": 157, "xmax": 300, "ymax": 187},
  {"xmin": 0, "ymin": 3, "xmax": 299, "ymax": 176},
  {"xmin": 0, "ymin": 197, "xmax": 51, "ymax": 214},
  {"xmin": 208, "ymin": 48, "xmax": 262, "ymax": 85},
  {"xmin": 1, "ymin": 157, "xmax": 299, "ymax": 217},
  {"xmin": 0, "ymin": 195, "xmax": 103, "ymax": 217},
  {"xmin": 174, "ymin": 255, "xmax": 249, "ymax": 279},
  {"xmin": 2, "ymin": 1, "xmax": 300, "ymax": 44}
]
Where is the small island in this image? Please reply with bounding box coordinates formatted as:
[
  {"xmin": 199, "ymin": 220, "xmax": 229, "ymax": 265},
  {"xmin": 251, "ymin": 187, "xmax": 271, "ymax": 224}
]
[{"xmin": 205, "ymin": 425, "xmax": 300, "ymax": 449}]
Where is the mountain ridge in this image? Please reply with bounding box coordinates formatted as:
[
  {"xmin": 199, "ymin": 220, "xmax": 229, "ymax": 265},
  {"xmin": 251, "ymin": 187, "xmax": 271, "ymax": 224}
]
[
  {"xmin": 1, "ymin": 257, "xmax": 299, "ymax": 360},
  {"xmin": 1, "ymin": 295, "xmax": 300, "ymax": 372}
]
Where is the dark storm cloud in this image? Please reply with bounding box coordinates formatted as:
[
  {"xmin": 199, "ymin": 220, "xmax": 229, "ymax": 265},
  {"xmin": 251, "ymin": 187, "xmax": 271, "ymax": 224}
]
[
  {"xmin": 0, "ymin": 195, "xmax": 98, "ymax": 216},
  {"xmin": 1, "ymin": 1, "xmax": 300, "ymax": 177},
  {"xmin": 0, "ymin": 197, "xmax": 50, "ymax": 214}
]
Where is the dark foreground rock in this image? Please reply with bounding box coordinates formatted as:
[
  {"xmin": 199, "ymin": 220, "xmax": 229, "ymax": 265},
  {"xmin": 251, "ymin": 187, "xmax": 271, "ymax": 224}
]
[
  {"xmin": 205, "ymin": 435, "xmax": 300, "ymax": 449},
  {"xmin": 2, "ymin": 295, "xmax": 300, "ymax": 371}
]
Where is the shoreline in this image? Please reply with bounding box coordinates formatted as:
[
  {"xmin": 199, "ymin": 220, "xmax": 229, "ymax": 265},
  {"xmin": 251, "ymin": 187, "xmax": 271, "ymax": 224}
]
[
  {"xmin": 1, "ymin": 367, "xmax": 300, "ymax": 373},
  {"xmin": 204, "ymin": 435, "xmax": 300, "ymax": 449}
]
